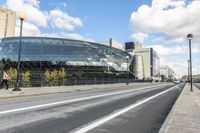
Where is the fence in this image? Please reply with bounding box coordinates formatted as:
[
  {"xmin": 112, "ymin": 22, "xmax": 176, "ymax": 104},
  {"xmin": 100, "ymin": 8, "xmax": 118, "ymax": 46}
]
[{"xmin": 6, "ymin": 77, "xmax": 148, "ymax": 88}]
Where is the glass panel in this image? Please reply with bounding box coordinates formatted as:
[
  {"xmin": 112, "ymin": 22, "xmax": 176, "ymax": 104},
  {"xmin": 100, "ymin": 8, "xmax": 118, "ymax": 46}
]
[{"xmin": 0, "ymin": 37, "xmax": 129, "ymax": 71}]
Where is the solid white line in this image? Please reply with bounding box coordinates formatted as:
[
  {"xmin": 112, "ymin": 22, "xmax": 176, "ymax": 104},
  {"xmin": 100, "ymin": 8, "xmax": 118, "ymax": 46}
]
[
  {"xmin": 75, "ymin": 85, "xmax": 178, "ymax": 133},
  {"xmin": 0, "ymin": 84, "xmax": 165, "ymax": 115}
]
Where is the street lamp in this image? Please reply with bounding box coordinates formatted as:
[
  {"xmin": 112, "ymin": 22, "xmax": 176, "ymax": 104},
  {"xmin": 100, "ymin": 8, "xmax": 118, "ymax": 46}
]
[
  {"xmin": 188, "ymin": 60, "xmax": 190, "ymax": 83},
  {"xmin": 13, "ymin": 12, "xmax": 26, "ymax": 91},
  {"xmin": 126, "ymin": 56, "xmax": 129, "ymax": 85},
  {"xmin": 187, "ymin": 34, "xmax": 193, "ymax": 91},
  {"xmin": 150, "ymin": 65, "xmax": 153, "ymax": 82}
]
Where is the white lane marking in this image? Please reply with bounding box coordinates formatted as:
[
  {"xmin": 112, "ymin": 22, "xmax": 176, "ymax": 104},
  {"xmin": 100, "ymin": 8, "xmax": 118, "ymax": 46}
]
[
  {"xmin": 0, "ymin": 84, "xmax": 166, "ymax": 115},
  {"xmin": 75, "ymin": 85, "xmax": 179, "ymax": 133},
  {"xmin": 0, "ymin": 85, "xmax": 166, "ymax": 115}
]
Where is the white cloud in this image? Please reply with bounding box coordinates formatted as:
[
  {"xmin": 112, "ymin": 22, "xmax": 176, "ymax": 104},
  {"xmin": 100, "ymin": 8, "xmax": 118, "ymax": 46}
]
[
  {"xmin": 6, "ymin": 0, "xmax": 48, "ymax": 27},
  {"xmin": 148, "ymin": 44, "xmax": 187, "ymax": 56},
  {"xmin": 64, "ymin": 33, "xmax": 94, "ymax": 42},
  {"xmin": 160, "ymin": 57, "xmax": 200, "ymax": 77},
  {"xmin": 192, "ymin": 43, "xmax": 200, "ymax": 53},
  {"xmin": 130, "ymin": 0, "xmax": 200, "ymax": 76},
  {"xmin": 167, "ymin": 60, "xmax": 188, "ymax": 76},
  {"xmin": 160, "ymin": 57, "xmax": 188, "ymax": 76},
  {"xmin": 130, "ymin": 0, "xmax": 200, "ymax": 42},
  {"xmin": 15, "ymin": 21, "xmax": 41, "ymax": 36},
  {"xmin": 193, "ymin": 66, "xmax": 200, "ymax": 75},
  {"xmin": 4, "ymin": 0, "xmax": 88, "ymax": 41},
  {"xmin": 130, "ymin": 32, "xmax": 148, "ymax": 42},
  {"xmin": 154, "ymin": 43, "xmax": 200, "ymax": 76},
  {"xmin": 49, "ymin": 2, "xmax": 67, "ymax": 8},
  {"xmin": 25, "ymin": 0, "xmax": 40, "ymax": 7},
  {"xmin": 61, "ymin": 2, "xmax": 67, "ymax": 8},
  {"xmin": 49, "ymin": 9, "xmax": 83, "ymax": 31},
  {"xmin": 149, "ymin": 42, "xmax": 200, "ymax": 56},
  {"xmin": 41, "ymin": 32, "xmax": 94, "ymax": 42}
]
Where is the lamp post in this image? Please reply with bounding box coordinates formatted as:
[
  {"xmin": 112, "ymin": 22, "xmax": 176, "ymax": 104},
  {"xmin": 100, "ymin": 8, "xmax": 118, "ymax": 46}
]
[
  {"xmin": 126, "ymin": 56, "xmax": 129, "ymax": 85},
  {"xmin": 187, "ymin": 34, "xmax": 193, "ymax": 91},
  {"xmin": 150, "ymin": 65, "xmax": 153, "ymax": 83},
  {"xmin": 13, "ymin": 12, "xmax": 26, "ymax": 91},
  {"xmin": 188, "ymin": 60, "xmax": 190, "ymax": 83}
]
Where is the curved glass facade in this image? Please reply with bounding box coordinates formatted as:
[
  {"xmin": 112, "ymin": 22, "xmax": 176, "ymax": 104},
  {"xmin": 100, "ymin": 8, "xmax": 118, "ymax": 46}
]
[{"xmin": 0, "ymin": 37, "xmax": 129, "ymax": 71}]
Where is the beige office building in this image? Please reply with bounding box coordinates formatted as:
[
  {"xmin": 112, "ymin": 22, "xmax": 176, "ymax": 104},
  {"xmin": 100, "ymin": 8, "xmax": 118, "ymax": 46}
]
[
  {"xmin": 125, "ymin": 42, "xmax": 160, "ymax": 81},
  {"xmin": 160, "ymin": 65, "xmax": 175, "ymax": 81},
  {"xmin": 0, "ymin": 6, "xmax": 16, "ymax": 38},
  {"xmin": 100, "ymin": 38, "xmax": 124, "ymax": 51}
]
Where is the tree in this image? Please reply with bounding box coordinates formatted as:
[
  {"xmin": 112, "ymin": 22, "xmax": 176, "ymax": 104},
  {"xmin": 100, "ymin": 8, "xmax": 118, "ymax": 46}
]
[
  {"xmin": 44, "ymin": 69, "xmax": 51, "ymax": 86},
  {"xmin": 22, "ymin": 71, "xmax": 31, "ymax": 87},
  {"xmin": 44, "ymin": 68, "xmax": 67, "ymax": 86},
  {"xmin": 7, "ymin": 68, "xmax": 17, "ymax": 88},
  {"xmin": 58, "ymin": 67, "xmax": 66, "ymax": 85},
  {"xmin": 50, "ymin": 69, "xmax": 58, "ymax": 86}
]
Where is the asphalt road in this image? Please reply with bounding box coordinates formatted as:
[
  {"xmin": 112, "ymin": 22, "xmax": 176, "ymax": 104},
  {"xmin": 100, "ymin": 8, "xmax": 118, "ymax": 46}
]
[
  {"xmin": 194, "ymin": 83, "xmax": 200, "ymax": 90},
  {"xmin": 0, "ymin": 83, "xmax": 184, "ymax": 133}
]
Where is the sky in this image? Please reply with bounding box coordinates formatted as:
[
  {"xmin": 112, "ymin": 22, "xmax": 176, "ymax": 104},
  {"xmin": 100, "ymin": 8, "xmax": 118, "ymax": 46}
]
[{"xmin": 0, "ymin": 0, "xmax": 200, "ymax": 77}]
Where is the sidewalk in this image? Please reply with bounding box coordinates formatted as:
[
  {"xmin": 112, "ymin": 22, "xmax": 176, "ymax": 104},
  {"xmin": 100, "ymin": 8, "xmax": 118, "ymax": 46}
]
[
  {"xmin": 0, "ymin": 82, "xmax": 156, "ymax": 99},
  {"xmin": 159, "ymin": 84, "xmax": 200, "ymax": 133}
]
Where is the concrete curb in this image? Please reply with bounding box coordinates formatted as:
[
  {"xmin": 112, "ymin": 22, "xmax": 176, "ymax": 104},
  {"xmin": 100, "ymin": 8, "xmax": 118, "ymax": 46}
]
[
  {"xmin": 0, "ymin": 90, "xmax": 78, "ymax": 99},
  {"xmin": 0, "ymin": 83, "xmax": 158, "ymax": 99},
  {"xmin": 0, "ymin": 85, "xmax": 100, "ymax": 99}
]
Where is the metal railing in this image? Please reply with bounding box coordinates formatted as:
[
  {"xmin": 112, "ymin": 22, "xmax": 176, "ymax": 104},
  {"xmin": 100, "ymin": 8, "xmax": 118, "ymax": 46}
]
[{"xmin": 5, "ymin": 77, "xmax": 148, "ymax": 88}]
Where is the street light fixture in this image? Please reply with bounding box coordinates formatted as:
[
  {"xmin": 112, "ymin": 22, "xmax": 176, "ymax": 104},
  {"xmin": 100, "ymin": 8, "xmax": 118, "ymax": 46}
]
[
  {"xmin": 13, "ymin": 12, "xmax": 26, "ymax": 91},
  {"xmin": 126, "ymin": 56, "xmax": 129, "ymax": 85},
  {"xmin": 187, "ymin": 34, "xmax": 193, "ymax": 91}
]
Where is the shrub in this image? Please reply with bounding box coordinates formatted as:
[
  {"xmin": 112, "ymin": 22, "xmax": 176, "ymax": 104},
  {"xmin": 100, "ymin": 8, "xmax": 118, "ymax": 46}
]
[{"xmin": 22, "ymin": 71, "xmax": 31, "ymax": 87}]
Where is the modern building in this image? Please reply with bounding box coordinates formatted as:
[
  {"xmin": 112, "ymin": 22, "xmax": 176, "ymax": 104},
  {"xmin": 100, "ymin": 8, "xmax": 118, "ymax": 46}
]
[
  {"xmin": 100, "ymin": 38, "xmax": 124, "ymax": 51},
  {"xmin": 0, "ymin": 6, "xmax": 16, "ymax": 38},
  {"xmin": 160, "ymin": 65, "xmax": 175, "ymax": 81},
  {"xmin": 125, "ymin": 42, "xmax": 160, "ymax": 81},
  {"xmin": 0, "ymin": 37, "xmax": 130, "ymax": 80},
  {"xmin": 125, "ymin": 42, "xmax": 143, "ymax": 52}
]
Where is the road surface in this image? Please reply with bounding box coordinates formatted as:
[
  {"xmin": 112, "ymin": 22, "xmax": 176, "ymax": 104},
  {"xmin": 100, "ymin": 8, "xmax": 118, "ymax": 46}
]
[
  {"xmin": 0, "ymin": 83, "xmax": 184, "ymax": 133},
  {"xmin": 194, "ymin": 83, "xmax": 200, "ymax": 90}
]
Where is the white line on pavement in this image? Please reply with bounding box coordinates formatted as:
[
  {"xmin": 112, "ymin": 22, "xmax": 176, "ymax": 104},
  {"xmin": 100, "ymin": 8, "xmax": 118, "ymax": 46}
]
[
  {"xmin": 74, "ymin": 85, "xmax": 178, "ymax": 133},
  {"xmin": 0, "ymin": 84, "xmax": 165, "ymax": 115}
]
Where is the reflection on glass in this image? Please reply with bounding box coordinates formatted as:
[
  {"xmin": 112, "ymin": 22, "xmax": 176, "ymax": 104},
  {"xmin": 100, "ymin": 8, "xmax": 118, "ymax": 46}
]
[{"xmin": 0, "ymin": 37, "xmax": 129, "ymax": 71}]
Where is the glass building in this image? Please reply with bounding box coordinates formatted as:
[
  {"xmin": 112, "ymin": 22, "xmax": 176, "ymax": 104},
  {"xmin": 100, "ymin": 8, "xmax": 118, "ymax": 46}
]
[
  {"xmin": 151, "ymin": 48, "xmax": 160, "ymax": 77},
  {"xmin": 0, "ymin": 37, "xmax": 130, "ymax": 77}
]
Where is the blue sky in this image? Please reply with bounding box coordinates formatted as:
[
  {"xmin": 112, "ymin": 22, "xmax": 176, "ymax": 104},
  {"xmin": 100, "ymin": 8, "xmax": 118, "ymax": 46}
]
[
  {"xmin": 1, "ymin": 0, "xmax": 200, "ymax": 76},
  {"xmin": 1, "ymin": 0, "xmax": 152, "ymax": 42},
  {"xmin": 39, "ymin": 0, "xmax": 152, "ymax": 43}
]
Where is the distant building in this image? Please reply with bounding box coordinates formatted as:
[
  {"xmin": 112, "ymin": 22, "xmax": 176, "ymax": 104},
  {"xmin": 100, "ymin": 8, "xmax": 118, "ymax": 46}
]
[
  {"xmin": 182, "ymin": 74, "xmax": 200, "ymax": 82},
  {"xmin": 160, "ymin": 65, "xmax": 175, "ymax": 81},
  {"xmin": 0, "ymin": 6, "xmax": 16, "ymax": 38},
  {"xmin": 193, "ymin": 74, "xmax": 200, "ymax": 82},
  {"xmin": 125, "ymin": 42, "xmax": 160, "ymax": 81},
  {"xmin": 100, "ymin": 38, "xmax": 124, "ymax": 51}
]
